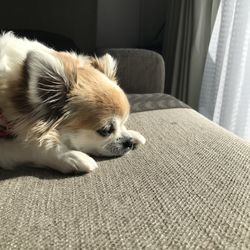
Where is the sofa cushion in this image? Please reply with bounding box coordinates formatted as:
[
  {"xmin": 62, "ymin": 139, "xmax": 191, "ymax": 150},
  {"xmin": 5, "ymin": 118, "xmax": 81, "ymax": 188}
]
[
  {"xmin": 0, "ymin": 109, "xmax": 250, "ymax": 249},
  {"xmin": 128, "ymin": 93, "xmax": 189, "ymax": 112},
  {"xmin": 101, "ymin": 49, "xmax": 165, "ymax": 94}
]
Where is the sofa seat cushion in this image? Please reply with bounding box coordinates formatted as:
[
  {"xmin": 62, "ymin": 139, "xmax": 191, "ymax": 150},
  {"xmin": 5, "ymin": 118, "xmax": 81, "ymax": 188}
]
[
  {"xmin": 0, "ymin": 109, "xmax": 250, "ymax": 249},
  {"xmin": 128, "ymin": 93, "xmax": 189, "ymax": 113}
]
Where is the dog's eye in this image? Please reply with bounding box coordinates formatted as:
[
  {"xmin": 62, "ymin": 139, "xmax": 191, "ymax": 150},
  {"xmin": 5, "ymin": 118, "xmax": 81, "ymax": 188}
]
[{"xmin": 97, "ymin": 124, "xmax": 114, "ymax": 137}]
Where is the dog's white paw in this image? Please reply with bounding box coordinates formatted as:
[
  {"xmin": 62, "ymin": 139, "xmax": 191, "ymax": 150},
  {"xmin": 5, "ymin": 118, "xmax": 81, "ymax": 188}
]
[
  {"xmin": 59, "ymin": 151, "xmax": 98, "ymax": 173},
  {"xmin": 127, "ymin": 130, "xmax": 146, "ymax": 145}
]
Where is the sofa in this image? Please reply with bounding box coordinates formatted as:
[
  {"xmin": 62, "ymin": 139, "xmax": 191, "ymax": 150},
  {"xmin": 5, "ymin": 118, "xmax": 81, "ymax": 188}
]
[{"xmin": 0, "ymin": 49, "xmax": 250, "ymax": 249}]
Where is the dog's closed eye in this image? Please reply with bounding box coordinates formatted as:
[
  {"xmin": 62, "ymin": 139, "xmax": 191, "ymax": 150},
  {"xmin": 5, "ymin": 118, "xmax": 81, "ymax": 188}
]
[{"xmin": 97, "ymin": 123, "xmax": 115, "ymax": 137}]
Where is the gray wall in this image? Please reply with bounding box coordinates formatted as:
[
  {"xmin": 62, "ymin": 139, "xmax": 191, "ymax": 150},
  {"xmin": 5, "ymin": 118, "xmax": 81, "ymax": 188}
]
[
  {"xmin": 1, "ymin": 0, "xmax": 167, "ymax": 51},
  {"xmin": 97, "ymin": 0, "xmax": 167, "ymax": 49},
  {"xmin": 0, "ymin": 0, "xmax": 97, "ymax": 52},
  {"xmin": 97, "ymin": 0, "xmax": 141, "ymax": 48}
]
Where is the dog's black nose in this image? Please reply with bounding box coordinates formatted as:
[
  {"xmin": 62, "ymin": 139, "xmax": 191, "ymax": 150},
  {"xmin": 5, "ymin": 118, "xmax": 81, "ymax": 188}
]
[{"xmin": 123, "ymin": 139, "xmax": 134, "ymax": 149}]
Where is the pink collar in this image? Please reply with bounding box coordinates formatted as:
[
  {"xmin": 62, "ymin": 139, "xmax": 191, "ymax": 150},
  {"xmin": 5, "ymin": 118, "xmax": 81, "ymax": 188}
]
[{"xmin": 0, "ymin": 111, "xmax": 12, "ymax": 138}]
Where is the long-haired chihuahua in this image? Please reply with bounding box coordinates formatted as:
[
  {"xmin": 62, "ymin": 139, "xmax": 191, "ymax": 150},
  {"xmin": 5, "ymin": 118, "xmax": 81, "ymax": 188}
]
[{"xmin": 0, "ymin": 32, "xmax": 145, "ymax": 173}]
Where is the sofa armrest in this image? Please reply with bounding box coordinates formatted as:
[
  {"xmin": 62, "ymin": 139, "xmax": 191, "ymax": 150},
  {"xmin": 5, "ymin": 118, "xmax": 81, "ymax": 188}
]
[{"xmin": 100, "ymin": 49, "xmax": 165, "ymax": 94}]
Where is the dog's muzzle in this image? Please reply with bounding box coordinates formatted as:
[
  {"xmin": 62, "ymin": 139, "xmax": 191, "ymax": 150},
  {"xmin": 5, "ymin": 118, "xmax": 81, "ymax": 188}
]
[{"xmin": 104, "ymin": 136, "xmax": 136, "ymax": 157}]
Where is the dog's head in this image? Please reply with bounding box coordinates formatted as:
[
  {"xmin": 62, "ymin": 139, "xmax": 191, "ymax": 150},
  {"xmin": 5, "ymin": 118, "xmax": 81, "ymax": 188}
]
[{"xmin": 22, "ymin": 51, "xmax": 145, "ymax": 156}]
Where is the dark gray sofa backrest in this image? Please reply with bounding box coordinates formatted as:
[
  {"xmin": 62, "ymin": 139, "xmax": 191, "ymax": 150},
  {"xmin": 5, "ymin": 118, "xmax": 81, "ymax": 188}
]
[{"xmin": 101, "ymin": 49, "xmax": 165, "ymax": 94}]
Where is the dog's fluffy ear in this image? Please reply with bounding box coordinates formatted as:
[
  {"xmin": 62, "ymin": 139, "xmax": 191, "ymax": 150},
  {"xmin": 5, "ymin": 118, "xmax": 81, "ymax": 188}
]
[
  {"xmin": 91, "ymin": 54, "xmax": 117, "ymax": 81},
  {"xmin": 25, "ymin": 51, "xmax": 74, "ymax": 118}
]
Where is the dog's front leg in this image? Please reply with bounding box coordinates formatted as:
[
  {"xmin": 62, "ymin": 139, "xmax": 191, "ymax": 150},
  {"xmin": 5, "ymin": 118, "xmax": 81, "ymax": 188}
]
[
  {"xmin": 0, "ymin": 140, "xmax": 98, "ymax": 173},
  {"xmin": 52, "ymin": 150, "xmax": 98, "ymax": 173}
]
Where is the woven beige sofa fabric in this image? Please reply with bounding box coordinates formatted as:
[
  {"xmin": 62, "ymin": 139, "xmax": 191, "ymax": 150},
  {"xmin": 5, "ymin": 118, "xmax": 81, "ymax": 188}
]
[{"xmin": 0, "ymin": 109, "xmax": 249, "ymax": 249}]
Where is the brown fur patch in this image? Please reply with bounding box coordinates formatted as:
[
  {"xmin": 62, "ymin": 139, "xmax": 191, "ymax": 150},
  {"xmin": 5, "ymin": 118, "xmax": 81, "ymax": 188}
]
[
  {"xmin": 53, "ymin": 52, "xmax": 77, "ymax": 83},
  {"xmin": 65, "ymin": 65, "xmax": 130, "ymax": 130}
]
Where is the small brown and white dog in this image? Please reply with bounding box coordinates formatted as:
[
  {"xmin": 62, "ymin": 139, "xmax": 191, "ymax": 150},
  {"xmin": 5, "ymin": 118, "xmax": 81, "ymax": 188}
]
[{"xmin": 0, "ymin": 32, "xmax": 145, "ymax": 173}]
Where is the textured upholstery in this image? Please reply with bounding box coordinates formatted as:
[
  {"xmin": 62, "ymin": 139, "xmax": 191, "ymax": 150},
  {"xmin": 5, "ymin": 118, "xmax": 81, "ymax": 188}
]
[
  {"xmin": 1, "ymin": 109, "xmax": 250, "ymax": 249},
  {"xmin": 100, "ymin": 49, "xmax": 165, "ymax": 94},
  {"xmin": 1, "ymin": 48, "xmax": 249, "ymax": 248},
  {"xmin": 128, "ymin": 93, "xmax": 189, "ymax": 112}
]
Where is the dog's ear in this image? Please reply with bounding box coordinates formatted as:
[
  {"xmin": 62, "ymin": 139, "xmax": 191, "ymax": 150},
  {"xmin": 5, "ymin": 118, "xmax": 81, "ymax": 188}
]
[
  {"xmin": 91, "ymin": 54, "xmax": 117, "ymax": 81},
  {"xmin": 24, "ymin": 51, "xmax": 75, "ymax": 118}
]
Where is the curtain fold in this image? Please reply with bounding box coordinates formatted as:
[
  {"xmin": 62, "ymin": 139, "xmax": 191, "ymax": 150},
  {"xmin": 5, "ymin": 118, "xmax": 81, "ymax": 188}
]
[
  {"xmin": 162, "ymin": 0, "xmax": 220, "ymax": 109},
  {"xmin": 199, "ymin": 0, "xmax": 250, "ymax": 140}
]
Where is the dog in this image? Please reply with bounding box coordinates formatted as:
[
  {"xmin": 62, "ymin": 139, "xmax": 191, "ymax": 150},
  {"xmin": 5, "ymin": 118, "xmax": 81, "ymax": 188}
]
[{"xmin": 0, "ymin": 32, "xmax": 145, "ymax": 173}]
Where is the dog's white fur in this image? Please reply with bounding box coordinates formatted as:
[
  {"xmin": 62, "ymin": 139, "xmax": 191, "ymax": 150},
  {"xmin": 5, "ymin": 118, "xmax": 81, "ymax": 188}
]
[{"xmin": 0, "ymin": 32, "xmax": 145, "ymax": 173}]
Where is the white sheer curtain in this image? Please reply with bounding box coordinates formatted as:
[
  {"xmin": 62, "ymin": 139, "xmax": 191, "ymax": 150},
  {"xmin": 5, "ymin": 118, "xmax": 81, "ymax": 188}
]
[{"xmin": 199, "ymin": 0, "xmax": 250, "ymax": 140}]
